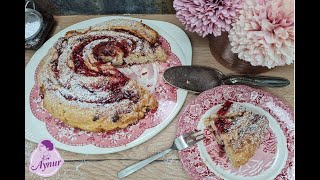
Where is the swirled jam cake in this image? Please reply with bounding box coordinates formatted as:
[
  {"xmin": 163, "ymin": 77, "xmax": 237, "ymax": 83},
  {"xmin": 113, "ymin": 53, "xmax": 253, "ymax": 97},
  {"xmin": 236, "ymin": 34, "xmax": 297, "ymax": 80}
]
[{"xmin": 37, "ymin": 19, "xmax": 168, "ymax": 132}]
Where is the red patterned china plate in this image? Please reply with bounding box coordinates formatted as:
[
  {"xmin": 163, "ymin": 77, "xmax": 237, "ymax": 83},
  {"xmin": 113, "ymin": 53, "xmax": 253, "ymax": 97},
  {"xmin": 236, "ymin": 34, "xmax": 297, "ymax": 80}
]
[
  {"xmin": 177, "ymin": 85, "xmax": 294, "ymax": 179},
  {"xmin": 25, "ymin": 16, "xmax": 192, "ymax": 154}
]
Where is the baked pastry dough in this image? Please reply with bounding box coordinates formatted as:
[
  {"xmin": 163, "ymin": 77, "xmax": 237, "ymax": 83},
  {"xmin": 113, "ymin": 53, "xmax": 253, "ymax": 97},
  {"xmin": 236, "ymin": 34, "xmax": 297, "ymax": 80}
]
[
  {"xmin": 205, "ymin": 101, "xmax": 269, "ymax": 168},
  {"xmin": 37, "ymin": 19, "xmax": 167, "ymax": 132}
]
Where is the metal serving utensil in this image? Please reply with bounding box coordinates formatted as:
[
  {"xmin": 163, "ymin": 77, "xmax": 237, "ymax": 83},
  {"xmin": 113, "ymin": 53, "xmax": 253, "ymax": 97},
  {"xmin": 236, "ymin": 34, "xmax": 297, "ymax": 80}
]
[{"xmin": 163, "ymin": 65, "xmax": 290, "ymax": 94}]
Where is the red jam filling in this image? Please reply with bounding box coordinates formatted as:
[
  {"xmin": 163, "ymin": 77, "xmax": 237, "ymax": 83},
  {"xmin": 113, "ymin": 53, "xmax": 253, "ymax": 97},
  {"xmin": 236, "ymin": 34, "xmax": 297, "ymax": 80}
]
[
  {"xmin": 51, "ymin": 60, "xmax": 59, "ymax": 78},
  {"xmin": 71, "ymin": 36, "xmax": 138, "ymax": 77},
  {"xmin": 72, "ymin": 35, "xmax": 108, "ymax": 76},
  {"xmin": 51, "ymin": 35, "xmax": 143, "ymax": 104},
  {"xmin": 214, "ymin": 118, "xmax": 232, "ymax": 134},
  {"xmin": 214, "ymin": 101, "xmax": 233, "ymax": 133},
  {"xmin": 217, "ymin": 101, "xmax": 233, "ymax": 116},
  {"xmin": 92, "ymin": 39, "xmax": 134, "ymax": 62}
]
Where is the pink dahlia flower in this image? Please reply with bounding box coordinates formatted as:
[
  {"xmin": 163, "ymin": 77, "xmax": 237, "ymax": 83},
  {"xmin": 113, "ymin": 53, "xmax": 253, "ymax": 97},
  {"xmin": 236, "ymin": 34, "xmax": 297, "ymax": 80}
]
[
  {"xmin": 173, "ymin": 0, "xmax": 243, "ymax": 37},
  {"xmin": 228, "ymin": 0, "xmax": 294, "ymax": 68}
]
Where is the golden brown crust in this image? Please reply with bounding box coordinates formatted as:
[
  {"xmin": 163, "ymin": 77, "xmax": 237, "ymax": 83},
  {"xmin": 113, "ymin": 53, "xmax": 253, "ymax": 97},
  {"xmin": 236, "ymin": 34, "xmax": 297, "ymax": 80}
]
[
  {"xmin": 223, "ymin": 137, "xmax": 260, "ymax": 168},
  {"xmin": 42, "ymin": 83, "xmax": 157, "ymax": 132},
  {"xmin": 37, "ymin": 47, "xmax": 56, "ymax": 87},
  {"xmin": 65, "ymin": 19, "xmax": 159, "ymax": 44},
  {"xmin": 92, "ymin": 19, "xmax": 159, "ymax": 44}
]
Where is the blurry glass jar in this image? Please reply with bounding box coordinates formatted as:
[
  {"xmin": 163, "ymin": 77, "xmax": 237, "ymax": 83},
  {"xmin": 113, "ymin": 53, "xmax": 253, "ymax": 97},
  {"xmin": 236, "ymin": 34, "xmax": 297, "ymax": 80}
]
[{"xmin": 25, "ymin": 1, "xmax": 43, "ymax": 41}]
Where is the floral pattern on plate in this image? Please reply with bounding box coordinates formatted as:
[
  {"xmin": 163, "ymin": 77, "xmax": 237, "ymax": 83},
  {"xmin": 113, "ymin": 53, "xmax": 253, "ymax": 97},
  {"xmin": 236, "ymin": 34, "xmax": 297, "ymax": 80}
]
[{"xmin": 177, "ymin": 85, "xmax": 294, "ymax": 179}]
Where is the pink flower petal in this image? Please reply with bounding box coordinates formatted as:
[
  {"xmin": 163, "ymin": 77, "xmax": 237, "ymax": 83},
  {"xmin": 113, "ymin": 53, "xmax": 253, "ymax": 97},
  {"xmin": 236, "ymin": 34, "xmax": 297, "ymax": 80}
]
[
  {"xmin": 228, "ymin": 0, "xmax": 294, "ymax": 68},
  {"xmin": 250, "ymin": 21, "xmax": 260, "ymax": 30},
  {"xmin": 261, "ymin": 19, "xmax": 274, "ymax": 31},
  {"xmin": 274, "ymin": 27, "xmax": 289, "ymax": 39},
  {"xmin": 173, "ymin": 0, "xmax": 243, "ymax": 37}
]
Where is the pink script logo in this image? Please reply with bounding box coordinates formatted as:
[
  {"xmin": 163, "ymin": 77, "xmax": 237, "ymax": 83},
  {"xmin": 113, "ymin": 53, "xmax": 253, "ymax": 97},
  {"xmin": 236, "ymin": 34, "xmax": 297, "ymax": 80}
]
[{"xmin": 29, "ymin": 139, "xmax": 64, "ymax": 177}]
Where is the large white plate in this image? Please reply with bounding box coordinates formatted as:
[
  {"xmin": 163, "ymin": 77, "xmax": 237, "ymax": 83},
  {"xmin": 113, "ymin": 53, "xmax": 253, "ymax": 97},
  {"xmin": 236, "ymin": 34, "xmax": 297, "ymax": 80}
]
[{"xmin": 25, "ymin": 16, "xmax": 192, "ymax": 154}]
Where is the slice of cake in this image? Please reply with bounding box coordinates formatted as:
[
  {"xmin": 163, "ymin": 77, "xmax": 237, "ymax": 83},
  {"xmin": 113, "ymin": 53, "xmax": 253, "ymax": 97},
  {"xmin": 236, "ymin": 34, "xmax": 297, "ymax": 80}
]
[{"xmin": 204, "ymin": 101, "xmax": 269, "ymax": 168}]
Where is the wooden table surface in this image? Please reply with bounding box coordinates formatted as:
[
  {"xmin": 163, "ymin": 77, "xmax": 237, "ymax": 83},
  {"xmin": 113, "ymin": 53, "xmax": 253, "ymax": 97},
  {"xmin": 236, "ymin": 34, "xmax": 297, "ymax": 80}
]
[{"xmin": 25, "ymin": 14, "xmax": 294, "ymax": 179}]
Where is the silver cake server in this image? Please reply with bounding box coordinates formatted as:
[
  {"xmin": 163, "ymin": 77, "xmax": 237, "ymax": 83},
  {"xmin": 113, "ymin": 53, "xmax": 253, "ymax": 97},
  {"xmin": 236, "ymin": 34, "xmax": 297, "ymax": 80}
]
[{"xmin": 163, "ymin": 66, "xmax": 290, "ymax": 94}]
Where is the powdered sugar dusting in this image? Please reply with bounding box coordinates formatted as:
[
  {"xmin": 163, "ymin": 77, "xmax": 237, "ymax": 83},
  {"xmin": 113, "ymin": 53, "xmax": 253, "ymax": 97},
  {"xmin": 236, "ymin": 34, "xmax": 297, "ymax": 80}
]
[
  {"xmin": 39, "ymin": 23, "xmax": 165, "ymax": 112},
  {"xmin": 25, "ymin": 21, "xmax": 41, "ymax": 39}
]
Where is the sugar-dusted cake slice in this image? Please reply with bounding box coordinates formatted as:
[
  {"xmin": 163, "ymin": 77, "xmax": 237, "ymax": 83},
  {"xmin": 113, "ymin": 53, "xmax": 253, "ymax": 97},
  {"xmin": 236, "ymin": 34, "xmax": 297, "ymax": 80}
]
[{"xmin": 204, "ymin": 101, "xmax": 269, "ymax": 168}]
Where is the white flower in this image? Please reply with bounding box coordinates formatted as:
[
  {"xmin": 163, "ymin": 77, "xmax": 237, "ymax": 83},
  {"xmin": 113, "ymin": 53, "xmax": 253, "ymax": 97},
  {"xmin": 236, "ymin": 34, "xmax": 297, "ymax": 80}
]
[{"xmin": 228, "ymin": 0, "xmax": 294, "ymax": 68}]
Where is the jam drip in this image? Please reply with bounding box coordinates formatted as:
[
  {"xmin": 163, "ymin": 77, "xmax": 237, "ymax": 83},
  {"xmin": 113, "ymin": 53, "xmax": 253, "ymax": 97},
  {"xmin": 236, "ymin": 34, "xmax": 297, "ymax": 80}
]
[
  {"xmin": 214, "ymin": 101, "xmax": 234, "ymax": 134},
  {"xmin": 214, "ymin": 118, "xmax": 232, "ymax": 134},
  {"xmin": 51, "ymin": 59, "xmax": 59, "ymax": 78},
  {"xmin": 217, "ymin": 101, "xmax": 233, "ymax": 116}
]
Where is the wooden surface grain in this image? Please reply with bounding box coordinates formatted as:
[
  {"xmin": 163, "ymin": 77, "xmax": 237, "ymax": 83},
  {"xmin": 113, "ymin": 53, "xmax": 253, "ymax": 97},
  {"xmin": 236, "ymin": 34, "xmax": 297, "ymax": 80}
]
[{"xmin": 25, "ymin": 14, "xmax": 294, "ymax": 179}]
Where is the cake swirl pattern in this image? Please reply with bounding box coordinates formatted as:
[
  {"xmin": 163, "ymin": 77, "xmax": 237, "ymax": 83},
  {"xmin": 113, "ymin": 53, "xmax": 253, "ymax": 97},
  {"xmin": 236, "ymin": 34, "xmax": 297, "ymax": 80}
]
[
  {"xmin": 36, "ymin": 19, "xmax": 171, "ymax": 132},
  {"xmin": 30, "ymin": 19, "xmax": 182, "ymax": 147}
]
